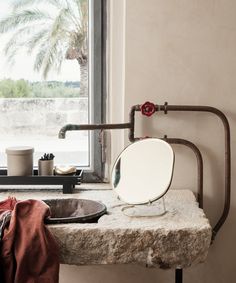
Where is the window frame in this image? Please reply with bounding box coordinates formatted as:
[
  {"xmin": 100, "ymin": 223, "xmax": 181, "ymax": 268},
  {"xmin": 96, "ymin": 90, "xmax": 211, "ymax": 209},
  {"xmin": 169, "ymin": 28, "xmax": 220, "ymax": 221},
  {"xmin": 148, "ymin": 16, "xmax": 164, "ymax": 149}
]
[
  {"xmin": 82, "ymin": 0, "xmax": 107, "ymax": 182},
  {"xmin": 0, "ymin": 0, "xmax": 107, "ymax": 182}
]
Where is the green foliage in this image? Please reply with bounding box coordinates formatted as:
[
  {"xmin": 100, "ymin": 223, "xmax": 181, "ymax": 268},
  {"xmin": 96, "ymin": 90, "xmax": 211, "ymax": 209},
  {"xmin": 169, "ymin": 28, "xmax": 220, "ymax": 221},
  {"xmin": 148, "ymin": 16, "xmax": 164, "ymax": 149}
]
[
  {"xmin": 0, "ymin": 0, "xmax": 88, "ymax": 79},
  {"xmin": 30, "ymin": 81, "xmax": 80, "ymax": 98},
  {"xmin": 0, "ymin": 79, "xmax": 80, "ymax": 98},
  {"xmin": 0, "ymin": 79, "xmax": 30, "ymax": 98}
]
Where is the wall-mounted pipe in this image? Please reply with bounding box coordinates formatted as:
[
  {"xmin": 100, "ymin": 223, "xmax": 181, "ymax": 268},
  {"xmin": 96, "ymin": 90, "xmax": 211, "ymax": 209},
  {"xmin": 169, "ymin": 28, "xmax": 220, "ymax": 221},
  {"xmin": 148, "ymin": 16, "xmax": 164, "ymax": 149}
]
[
  {"xmin": 163, "ymin": 137, "xmax": 204, "ymax": 209},
  {"xmin": 58, "ymin": 103, "xmax": 231, "ymax": 240},
  {"xmin": 130, "ymin": 103, "xmax": 231, "ymax": 240},
  {"xmin": 58, "ymin": 123, "xmax": 131, "ymax": 139}
]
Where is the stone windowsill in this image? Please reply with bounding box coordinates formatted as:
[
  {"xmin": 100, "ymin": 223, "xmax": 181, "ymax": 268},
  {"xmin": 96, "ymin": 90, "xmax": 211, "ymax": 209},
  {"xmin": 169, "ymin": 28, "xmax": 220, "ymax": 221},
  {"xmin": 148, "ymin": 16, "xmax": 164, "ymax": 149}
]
[{"xmin": 0, "ymin": 185, "xmax": 212, "ymax": 269}]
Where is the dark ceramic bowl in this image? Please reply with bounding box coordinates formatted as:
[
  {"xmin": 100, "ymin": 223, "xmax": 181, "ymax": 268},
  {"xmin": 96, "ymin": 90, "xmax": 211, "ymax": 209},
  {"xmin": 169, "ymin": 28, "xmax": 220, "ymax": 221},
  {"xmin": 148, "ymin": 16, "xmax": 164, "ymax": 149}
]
[{"xmin": 43, "ymin": 198, "xmax": 107, "ymax": 224}]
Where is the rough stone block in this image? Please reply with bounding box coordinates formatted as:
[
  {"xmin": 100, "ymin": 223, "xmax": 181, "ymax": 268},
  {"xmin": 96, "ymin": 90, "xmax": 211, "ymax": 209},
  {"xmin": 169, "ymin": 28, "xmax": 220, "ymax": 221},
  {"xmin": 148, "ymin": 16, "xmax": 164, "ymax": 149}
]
[{"xmin": 0, "ymin": 188, "xmax": 211, "ymax": 269}]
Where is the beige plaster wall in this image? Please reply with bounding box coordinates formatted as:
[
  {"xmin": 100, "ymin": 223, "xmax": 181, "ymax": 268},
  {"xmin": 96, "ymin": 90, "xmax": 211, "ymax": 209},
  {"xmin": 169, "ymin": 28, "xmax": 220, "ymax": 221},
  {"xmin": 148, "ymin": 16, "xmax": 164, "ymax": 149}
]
[
  {"xmin": 60, "ymin": 0, "xmax": 236, "ymax": 282},
  {"xmin": 124, "ymin": 0, "xmax": 236, "ymax": 282}
]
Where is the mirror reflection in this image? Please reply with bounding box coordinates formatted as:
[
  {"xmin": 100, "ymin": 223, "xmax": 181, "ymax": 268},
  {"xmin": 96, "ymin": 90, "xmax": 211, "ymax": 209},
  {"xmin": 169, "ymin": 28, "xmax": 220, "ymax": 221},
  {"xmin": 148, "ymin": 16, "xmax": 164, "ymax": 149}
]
[{"xmin": 111, "ymin": 138, "xmax": 175, "ymax": 205}]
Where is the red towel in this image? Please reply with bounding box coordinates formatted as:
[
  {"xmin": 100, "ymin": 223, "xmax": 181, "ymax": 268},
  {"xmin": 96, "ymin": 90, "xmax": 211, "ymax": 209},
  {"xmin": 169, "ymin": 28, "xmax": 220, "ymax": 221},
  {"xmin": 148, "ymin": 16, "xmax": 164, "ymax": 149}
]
[{"xmin": 0, "ymin": 198, "xmax": 59, "ymax": 283}]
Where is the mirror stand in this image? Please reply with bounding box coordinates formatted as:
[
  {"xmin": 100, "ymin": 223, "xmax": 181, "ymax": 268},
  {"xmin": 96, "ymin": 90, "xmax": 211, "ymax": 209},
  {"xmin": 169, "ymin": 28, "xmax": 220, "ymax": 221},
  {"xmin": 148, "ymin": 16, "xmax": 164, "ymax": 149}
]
[{"xmin": 121, "ymin": 197, "xmax": 167, "ymax": 218}]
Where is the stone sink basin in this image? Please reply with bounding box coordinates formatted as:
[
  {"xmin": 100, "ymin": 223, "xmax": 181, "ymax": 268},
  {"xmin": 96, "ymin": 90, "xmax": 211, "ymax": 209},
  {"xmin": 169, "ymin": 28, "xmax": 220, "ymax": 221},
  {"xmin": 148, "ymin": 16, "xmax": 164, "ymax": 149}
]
[{"xmin": 43, "ymin": 198, "xmax": 107, "ymax": 224}]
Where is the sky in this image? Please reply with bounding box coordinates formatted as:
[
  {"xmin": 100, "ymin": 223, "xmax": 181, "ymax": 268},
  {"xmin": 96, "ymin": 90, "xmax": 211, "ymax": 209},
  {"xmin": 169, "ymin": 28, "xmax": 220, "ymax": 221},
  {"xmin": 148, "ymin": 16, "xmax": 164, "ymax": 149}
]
[{"xmin": 0, "ymin": 0, "xmax": 81, "ymax": 82}]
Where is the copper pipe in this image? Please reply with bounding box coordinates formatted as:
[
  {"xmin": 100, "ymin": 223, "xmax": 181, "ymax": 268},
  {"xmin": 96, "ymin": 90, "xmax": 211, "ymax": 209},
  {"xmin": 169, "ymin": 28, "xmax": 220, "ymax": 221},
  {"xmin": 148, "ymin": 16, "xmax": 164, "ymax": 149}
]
[
  {"xmin": 128, "ymin": 105, "xmax": 139, "ymax": 142},
  {"xmin": 163, "ymin": 137, "xmax": 204, "ymax": 209},
  {"xmin": 58, "ymin": 123, "xmax": 131, "ymax": 138},
  {"xmin": 130, "ymin": 104, "xmax": 231, "ymax": 240},
  {"xmin": 163, "ymin": 105, "xmax": 230, "ymax": 239}
]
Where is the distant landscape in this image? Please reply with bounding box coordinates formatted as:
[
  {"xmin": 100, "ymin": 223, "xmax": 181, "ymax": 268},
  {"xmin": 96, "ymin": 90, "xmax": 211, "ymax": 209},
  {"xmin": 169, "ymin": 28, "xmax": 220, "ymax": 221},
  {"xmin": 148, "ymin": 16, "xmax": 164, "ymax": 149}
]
[{"xmin": 0, "ymin": 79, "xmax": 83, "ymax": 98}]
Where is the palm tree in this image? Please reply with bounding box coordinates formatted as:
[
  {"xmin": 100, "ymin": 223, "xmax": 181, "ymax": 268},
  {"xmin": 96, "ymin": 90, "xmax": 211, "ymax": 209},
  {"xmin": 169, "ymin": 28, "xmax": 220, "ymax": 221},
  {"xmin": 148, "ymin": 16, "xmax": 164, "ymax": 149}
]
[{"xmin": 0, "ymin": 0, "xmax": 88, "ymax": 96}]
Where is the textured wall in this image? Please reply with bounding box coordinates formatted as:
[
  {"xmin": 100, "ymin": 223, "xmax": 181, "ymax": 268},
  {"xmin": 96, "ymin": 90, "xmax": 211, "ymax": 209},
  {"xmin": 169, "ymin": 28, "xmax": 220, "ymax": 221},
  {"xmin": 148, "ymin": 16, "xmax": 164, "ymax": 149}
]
[
  {"xmin": 61, "ymin": 0, "xmax": 236, "ymax": 282},
  {"xmin": 123, "ymin": 0, "xmax": 236, "ymax": 282}
]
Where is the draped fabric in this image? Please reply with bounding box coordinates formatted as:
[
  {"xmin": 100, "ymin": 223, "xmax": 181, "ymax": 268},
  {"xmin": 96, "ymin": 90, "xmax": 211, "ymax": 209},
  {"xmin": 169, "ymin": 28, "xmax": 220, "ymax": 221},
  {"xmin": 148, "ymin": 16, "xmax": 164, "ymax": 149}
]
[{"xmin": 0, "ymin": 198, "xmax": 59, "ymax": 283}]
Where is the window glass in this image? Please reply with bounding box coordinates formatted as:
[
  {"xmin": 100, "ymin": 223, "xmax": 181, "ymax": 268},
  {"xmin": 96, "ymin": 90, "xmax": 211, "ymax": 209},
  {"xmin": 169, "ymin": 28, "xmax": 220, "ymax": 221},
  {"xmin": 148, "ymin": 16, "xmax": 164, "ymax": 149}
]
[{"xmin": 0, "ymin": 0, "xmax": 90, "ymax": 168}]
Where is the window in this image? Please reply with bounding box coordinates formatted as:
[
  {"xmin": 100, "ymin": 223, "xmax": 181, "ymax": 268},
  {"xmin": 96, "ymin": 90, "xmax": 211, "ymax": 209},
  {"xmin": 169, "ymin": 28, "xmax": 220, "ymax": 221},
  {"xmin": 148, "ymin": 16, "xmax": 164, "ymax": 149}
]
[{"xmin": 0, "ymin": 0, "xmax": 106, "ymax": 181}]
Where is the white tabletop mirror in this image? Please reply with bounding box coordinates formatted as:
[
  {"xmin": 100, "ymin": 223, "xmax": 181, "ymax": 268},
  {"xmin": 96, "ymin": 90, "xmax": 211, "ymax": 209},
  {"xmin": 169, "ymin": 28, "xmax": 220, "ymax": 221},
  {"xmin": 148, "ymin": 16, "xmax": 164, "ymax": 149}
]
[{"xmin": 111, "ymin": 138, "xmax": 175, "ymax": 209}]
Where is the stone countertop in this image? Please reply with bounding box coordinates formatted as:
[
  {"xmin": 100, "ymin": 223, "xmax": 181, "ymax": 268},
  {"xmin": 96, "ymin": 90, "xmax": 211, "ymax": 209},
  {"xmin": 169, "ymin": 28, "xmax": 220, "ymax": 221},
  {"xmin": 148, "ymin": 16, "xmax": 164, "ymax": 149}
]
[{"xmin": 0, "ymin": 187, "xmax": 212, "ymax": 269}]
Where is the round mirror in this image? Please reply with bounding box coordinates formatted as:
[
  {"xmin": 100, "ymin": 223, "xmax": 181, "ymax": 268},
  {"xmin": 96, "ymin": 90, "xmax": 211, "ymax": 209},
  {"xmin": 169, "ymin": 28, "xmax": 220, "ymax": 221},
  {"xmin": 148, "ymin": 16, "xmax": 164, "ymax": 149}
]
[{"xmin": 111, "ymin": 138, "xmax": 175, "ymax": 205}]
